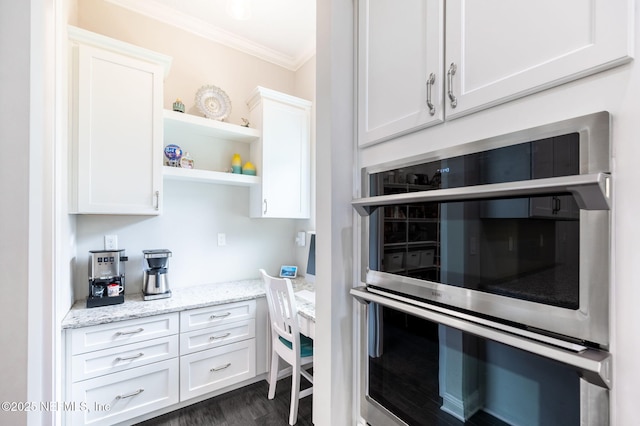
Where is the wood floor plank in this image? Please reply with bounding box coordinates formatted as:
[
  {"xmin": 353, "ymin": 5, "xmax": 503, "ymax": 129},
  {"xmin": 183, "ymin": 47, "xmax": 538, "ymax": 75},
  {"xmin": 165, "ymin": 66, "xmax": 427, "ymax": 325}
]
[{"xmin": 135, "ymin": 379, "xmax": 313, "ymax": 426}]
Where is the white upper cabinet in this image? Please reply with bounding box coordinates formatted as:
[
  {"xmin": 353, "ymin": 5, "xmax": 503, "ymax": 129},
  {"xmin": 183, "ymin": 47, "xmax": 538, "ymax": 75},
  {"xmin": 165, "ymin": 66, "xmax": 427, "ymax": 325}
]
[
  {"xmin": 358, "ymin": 0, "xmax": 444, "ymax": 147},
  {"xmin": 69, "ymin": 26, "xmax": 171, "ymax": 215},
  {"xmin": 247, "ymin": 87, "xmax": 312, "ymax": 219},
  {"xmin": 444, "ymin": 0, "xmax": 633, "ymax": 119},
  {"xmin": 357, "ymin": 0, "xmax": 633, "ymax": 147}
]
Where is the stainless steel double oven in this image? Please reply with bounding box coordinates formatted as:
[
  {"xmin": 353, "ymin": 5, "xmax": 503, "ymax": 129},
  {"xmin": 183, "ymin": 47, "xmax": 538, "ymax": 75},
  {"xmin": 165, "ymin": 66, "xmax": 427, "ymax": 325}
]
[{"xmin": 352, "ymin": 112, "xmax": 612, "ymax": 426}]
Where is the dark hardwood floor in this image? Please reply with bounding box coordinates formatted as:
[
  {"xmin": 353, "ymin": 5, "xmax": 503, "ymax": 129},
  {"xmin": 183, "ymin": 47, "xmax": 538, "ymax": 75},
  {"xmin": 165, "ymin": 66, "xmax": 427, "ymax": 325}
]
[{"xmin": 135, "ymin": 378, "xmax": 313, "ymax": 426}]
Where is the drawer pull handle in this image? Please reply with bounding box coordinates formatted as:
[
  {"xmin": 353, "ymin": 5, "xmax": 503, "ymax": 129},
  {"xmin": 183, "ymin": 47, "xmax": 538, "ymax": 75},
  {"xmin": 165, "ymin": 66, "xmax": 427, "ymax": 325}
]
[
  {"xmin": 209, "ymin": 333, "xmax": 231, "ymax": 341},
  {"xmin": 115, "ymin": 352, "xmax": 144, "ymax": 362},
  {"xmin": 210, "ymin": 363, "xmax": 232, "ymax": 372},
  {"xmin": 116, "ymin": 388, "xmax": 144, "ymax": 400},
  {"xmin": 210, "ymin": 312, "xmax": 231, "ymax": 319},
  {"xmin": 115, "ymin": 328, "xmax": 144, "ymax": 336}
]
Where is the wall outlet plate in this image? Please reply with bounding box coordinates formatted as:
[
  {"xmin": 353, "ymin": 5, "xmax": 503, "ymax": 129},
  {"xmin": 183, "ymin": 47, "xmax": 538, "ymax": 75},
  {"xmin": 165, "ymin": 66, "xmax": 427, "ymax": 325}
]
[{"xmin": 104, "ymin": 235, "xmax": 118, "ymax": 250}]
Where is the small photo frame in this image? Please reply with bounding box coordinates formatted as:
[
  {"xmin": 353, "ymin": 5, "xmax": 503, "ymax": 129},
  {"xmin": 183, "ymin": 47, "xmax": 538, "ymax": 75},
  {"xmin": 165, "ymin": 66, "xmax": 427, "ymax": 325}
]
[{"xmin": 279, "ymin": 265, "xmax": 298, "ymax": 278}]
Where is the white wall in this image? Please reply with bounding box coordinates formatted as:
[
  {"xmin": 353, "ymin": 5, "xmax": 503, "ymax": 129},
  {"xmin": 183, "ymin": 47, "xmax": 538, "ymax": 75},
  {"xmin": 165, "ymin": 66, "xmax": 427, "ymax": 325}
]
[
  {"xmin": 74, "ymin": 182, "xmax": 300, "ymax": 297},
  {"xmin": 294, "ymin": 55, "xmax": 317, "ymax": 271},
  {"xmin": 0, "ymin": 2, "xmax": 32, "ymax": 424},
  {"xmin": 1, "ymin": 1, "xmax": 59, "ymax": 425},
  {"xmin": 314, "ymin": 0, "xmax": 355, "ymax": 424},
  {"xmin": 356, "ymin": 11, "xmax": 640, "ymax": 426}
]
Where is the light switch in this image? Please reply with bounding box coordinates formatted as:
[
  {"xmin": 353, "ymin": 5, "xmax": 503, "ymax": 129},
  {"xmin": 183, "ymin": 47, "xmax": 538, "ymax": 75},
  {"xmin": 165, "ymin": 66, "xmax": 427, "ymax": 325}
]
[{"xmin": 217, "ymin": 233, "xmax": 226, "ymax": 246}]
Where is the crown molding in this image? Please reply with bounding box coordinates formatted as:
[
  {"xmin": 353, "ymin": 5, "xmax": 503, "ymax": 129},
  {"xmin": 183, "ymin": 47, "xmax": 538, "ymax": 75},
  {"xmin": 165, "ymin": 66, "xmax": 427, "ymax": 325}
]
[{"xmin": 104, "ymin": 0, "xmax": 313, "ymax": 71}]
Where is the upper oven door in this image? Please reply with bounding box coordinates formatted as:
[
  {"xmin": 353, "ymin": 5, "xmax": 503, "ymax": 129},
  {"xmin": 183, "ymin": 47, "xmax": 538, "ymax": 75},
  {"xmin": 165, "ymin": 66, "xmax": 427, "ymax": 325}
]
[{"xmin": 353, "ymin": 112, "xmax": 611, "ymax": 348}]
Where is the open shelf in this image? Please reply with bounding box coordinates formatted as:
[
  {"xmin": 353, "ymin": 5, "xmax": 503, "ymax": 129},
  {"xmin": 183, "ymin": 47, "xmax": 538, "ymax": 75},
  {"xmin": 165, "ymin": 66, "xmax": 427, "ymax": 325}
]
[
  {"xmin": 163, "ymin": 166, "xmax": 260, "ymax": 187},
  {"xmin": 163, "ymin": 109, "xmax": 260, "ymax": 143}
]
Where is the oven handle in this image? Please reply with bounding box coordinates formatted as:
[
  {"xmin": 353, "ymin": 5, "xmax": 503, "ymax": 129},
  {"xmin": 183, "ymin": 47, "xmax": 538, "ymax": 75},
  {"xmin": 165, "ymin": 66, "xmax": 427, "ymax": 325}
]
[
  {"xmin": 353, "ymin": 172, "xmax": 611, "ymax": 216},
  {"xmin": 350, "ymin": 286, "xmax": 612, "ymax": 389}
]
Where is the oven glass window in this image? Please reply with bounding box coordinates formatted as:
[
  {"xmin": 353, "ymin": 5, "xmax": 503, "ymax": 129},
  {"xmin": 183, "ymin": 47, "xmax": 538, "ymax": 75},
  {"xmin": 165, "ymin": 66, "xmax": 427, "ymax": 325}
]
[
  {"xmin": 368, "ymin": 304, "xmax": 580, "ymax": 426},
  {"xmin": 369, "ymin": 134, "xmax": 580, "ymax": 309}
]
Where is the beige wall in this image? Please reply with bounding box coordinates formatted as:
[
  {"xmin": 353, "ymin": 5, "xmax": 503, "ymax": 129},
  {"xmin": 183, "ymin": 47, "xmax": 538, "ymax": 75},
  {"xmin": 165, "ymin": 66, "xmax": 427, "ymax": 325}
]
[{"xmin": 76, "ymin": 0, "xmax": 299, "ymax": 127}]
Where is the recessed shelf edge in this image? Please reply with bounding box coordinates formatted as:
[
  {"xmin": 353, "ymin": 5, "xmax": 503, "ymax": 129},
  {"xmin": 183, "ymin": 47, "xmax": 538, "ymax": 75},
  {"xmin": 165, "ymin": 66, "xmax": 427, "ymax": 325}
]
[
  {"xmin": 163, "ymin": 109, "xmax": 260, "ymax": 143},
  {"xmin": 162, "ymin": 166, "xmax": 260, "ymax": 187}
]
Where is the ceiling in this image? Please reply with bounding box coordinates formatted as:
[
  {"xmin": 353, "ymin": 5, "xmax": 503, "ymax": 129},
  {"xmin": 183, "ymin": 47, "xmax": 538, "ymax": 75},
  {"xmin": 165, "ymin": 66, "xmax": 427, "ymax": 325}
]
[{"xmin": 105, "ymin": 0, "xmax": 316, "ymax": 71}]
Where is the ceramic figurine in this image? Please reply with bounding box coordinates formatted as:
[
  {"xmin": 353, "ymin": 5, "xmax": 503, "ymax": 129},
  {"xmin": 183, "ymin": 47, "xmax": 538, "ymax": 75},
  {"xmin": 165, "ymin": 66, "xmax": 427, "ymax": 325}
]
[
  {"xmin": 180, "ymin": 152, "xmax": 194, "ymax": 169},
  {"xmin": 231, "ymin": 153, "xmax": 242, "ymax": 173},
  {"xmin": 172, "ymin": 98, "xmax": 185, "ymax": 113},
  {"xmin": 242, "ymin": 161, "xmax": 256, "ymax": 175}
]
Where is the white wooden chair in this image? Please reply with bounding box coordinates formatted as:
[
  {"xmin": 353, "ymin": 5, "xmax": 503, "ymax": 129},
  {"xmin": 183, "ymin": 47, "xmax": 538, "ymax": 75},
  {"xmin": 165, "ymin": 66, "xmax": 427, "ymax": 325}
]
[{"xmin": 259, "ymin": 269, "xmax": 314, "ymax": 425}]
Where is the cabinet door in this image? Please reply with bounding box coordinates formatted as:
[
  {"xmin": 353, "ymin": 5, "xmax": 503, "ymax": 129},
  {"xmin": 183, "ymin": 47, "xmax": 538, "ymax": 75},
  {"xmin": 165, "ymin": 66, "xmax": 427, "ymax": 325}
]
[
  {"xmin": 444, "ymin": 0, "xmax": 633, "ymax": 119},
  {"xmin": 70, "ymin": 359, "xmax": 178, "ymax": 426},
  {"xmin": 180, "ymin": 340, "xmax": 256, "ymax": 401},
  {"xmin": 73, "ymin": 44, "xmax": 163, "ymax": 214},
  {"xmin": 248, "ymin": 88, "xmax": 312, "ymax": 219},
  {"xmin": 358, "ymin": 0, "xmax": 444, "ymax": 147}
]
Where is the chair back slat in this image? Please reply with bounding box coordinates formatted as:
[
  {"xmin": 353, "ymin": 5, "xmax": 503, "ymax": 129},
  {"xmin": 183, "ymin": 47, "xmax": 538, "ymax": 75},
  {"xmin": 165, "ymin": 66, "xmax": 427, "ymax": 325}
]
[{"xmin": 260, "ymin": 269, "xmax": 300, "ymax": 351}]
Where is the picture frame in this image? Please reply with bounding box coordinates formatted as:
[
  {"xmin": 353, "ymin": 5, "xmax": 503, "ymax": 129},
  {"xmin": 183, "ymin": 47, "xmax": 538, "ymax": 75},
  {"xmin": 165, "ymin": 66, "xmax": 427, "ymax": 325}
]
[{"xmin": 279, "ymin": 265, "xmax": 298, "ymax": 278}]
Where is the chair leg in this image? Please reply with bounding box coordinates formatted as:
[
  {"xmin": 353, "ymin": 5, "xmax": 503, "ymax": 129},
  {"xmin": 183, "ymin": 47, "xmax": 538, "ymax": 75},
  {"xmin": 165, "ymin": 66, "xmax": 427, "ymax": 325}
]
[
  {"xmin": 289, "ymin": 365, "xmax": 300, "ymax": 425},
  {"xmin": 268, "ymin": 349, "xmax": 279, "ymax": 400}
]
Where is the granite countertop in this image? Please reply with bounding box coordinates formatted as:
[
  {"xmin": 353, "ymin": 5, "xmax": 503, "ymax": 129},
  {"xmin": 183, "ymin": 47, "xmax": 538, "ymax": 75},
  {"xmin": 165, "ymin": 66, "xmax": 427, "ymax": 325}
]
[{"xmin": 62, "ymin": 278, "xmax": 316, "ymax": 329}]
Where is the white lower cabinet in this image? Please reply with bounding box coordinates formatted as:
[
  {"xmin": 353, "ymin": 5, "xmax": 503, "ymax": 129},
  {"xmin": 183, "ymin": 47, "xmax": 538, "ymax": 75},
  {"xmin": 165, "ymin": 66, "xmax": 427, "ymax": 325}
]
[
  {"xmin": 179, "ymin": 340, "xmax": 256, "ymax": 400},
  {"xmin": 71, "ymin": 335, "xmax": 178, "ymax": 382},
  {"xmin": 179, "ymin": 300, "xmax": 258, "ymax": 401},
  {"xmin": 66, "ymin": 313, "xmax": 180, "ymax": 426},
  {"xmin": 65, "ymin": 300, "xmax": 265, "ymax": 425},
  {"xmin": 70, "ymin": 359, "xmax": 179, "ymax": 425}
]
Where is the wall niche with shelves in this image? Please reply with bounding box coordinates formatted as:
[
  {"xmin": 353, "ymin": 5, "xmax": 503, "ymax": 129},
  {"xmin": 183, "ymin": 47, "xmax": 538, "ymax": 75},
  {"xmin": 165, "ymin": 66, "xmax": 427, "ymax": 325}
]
[{"xmin": 162, "ymin": 109, "xmax": 261, "ymax": 187}]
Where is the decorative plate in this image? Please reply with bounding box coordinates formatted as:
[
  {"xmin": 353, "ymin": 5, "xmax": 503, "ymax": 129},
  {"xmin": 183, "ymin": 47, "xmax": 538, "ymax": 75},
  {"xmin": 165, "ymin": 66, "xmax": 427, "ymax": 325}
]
[{"xmin": 195, "ymin": 85, "xmax": 232, "ymax": 121}]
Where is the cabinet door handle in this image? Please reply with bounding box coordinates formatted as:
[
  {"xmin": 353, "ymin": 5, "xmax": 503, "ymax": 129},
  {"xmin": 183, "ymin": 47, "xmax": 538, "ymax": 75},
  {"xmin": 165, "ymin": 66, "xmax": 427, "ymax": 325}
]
[
  {"xmin": 447, "ymin": 62, "xmax": 458, "ymax": 108},
  {"xmin": 209, "ymin": 332, "xmax": 231, "ymax": 341},
  {"xmin": 263, "ymin": 199, "xmax": 268, "ymax": 214},
  {"xmin": 210, "ymin": 363, "xmax": 232, "ymax": 372},
  {"xmin": 210, "ymin": 312, "xmax": 231, "ymax": 319},
  {"xmin": 115, "ymin": 352, "xmax": 144, "ymax": 362},
  {"xmin": 115, "ymin": 388, "xmax": 144, "ymax": 400},
  {"xmin": 426, "ymin": 73, "xmax": 436, "ymax": 116},
  {"xmin": 154, "ymin": 190, "xmax": 160, "ymax": 210},
  {"xmin": 115, "ymin": 327, "xmax": 144, "ymax": 336}
]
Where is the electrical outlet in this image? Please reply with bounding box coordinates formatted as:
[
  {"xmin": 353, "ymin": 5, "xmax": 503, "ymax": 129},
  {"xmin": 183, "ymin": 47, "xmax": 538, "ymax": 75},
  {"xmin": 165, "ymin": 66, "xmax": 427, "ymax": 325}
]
[
  {"xmin": 104, "ymin": 235, "xmax": 118, "ymax": 250},
  {"xmin": 217, "ymin": 233, "xmax": 226, "ymax": 246}
]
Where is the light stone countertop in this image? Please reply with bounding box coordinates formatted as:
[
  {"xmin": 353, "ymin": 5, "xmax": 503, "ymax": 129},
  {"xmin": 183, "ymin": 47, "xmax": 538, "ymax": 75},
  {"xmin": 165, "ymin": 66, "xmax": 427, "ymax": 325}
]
[{"xmin": 62, "ymin": 278, "xmax": 316, "ymax": 329}]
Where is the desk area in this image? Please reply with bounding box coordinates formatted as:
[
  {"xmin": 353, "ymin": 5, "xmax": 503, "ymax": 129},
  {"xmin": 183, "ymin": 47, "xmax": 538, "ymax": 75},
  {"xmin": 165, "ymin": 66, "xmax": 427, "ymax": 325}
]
[{"xmin": 60, "ymin": 277, "xmax": 315, "ymax": 425}]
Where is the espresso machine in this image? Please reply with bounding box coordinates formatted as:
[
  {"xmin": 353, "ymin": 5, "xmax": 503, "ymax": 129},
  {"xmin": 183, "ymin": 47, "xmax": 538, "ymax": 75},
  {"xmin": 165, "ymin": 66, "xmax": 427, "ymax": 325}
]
[
  {"xmin": 87, "ymin": 249, "xmax": 128, "ymax": 308},
  {"xmin": 142, "ymin": 249, "xmax": 172, "ymax": 300}
]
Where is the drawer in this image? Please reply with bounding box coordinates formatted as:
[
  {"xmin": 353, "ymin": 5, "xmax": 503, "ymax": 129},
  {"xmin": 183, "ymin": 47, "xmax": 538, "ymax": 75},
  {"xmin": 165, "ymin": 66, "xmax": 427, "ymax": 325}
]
[
  {"xmin": 180, "ymin": 300, "xmax": 256, "ymax": 332},
  {"xmin": 180, "ymin": 319, "xmax": 255, "ymax": 355},
  {"xmin": 72, "ymin": 335, "xmax": 179, "ymax": 382},
  {"xmin": 298, "ymin": 316, "xmax": 315, "ymax": 340},
  {"xmin": 70, "ymin": 359, "xmax": 179, "ymax": 426},
  {"xmin": 180, "ymin": 339, "xmax": 256, "ymax": 401},
  {"xmin": 70, "ymin": 313, "xmax": 179, "ymax": 355}
]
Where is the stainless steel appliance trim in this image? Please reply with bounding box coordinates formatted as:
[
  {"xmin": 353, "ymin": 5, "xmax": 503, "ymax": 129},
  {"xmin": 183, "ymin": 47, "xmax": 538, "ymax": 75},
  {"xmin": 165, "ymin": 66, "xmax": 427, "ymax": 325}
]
[
  {"xmin": 350, "ymin": 286, "xmax": 611, "ymax": 389},
  {"xmin": 581, "ymin": 379, "xmax": 610, "ymax": 425},
  {"xmin": 362, "ymin": 207, "xmax": 610, "ymax": 348},
  {"xmin": 359, "ymin": 111, "xmax": 610, "ymax": 177},
  {"xmin": 353, "ymin": 172, "xmax": 611, "ymax": 216}
]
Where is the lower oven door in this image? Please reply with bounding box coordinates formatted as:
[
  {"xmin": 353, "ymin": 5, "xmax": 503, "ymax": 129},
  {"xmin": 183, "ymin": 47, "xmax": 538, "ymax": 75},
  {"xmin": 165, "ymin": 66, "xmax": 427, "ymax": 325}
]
[{"xmin": 351, "ymin": 287, "xmax": 611, "ymax": 426}]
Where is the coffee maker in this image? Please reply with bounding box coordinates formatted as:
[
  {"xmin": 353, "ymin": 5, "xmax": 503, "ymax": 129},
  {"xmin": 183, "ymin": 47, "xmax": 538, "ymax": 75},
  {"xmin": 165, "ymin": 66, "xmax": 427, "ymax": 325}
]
[
  {"xmin": 142, "ymin": 249, "xmax": 172, "ymax": 300},
  {"xmin": 87, "ymin": 249, "xmax": 128, "ymax": 308}
]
